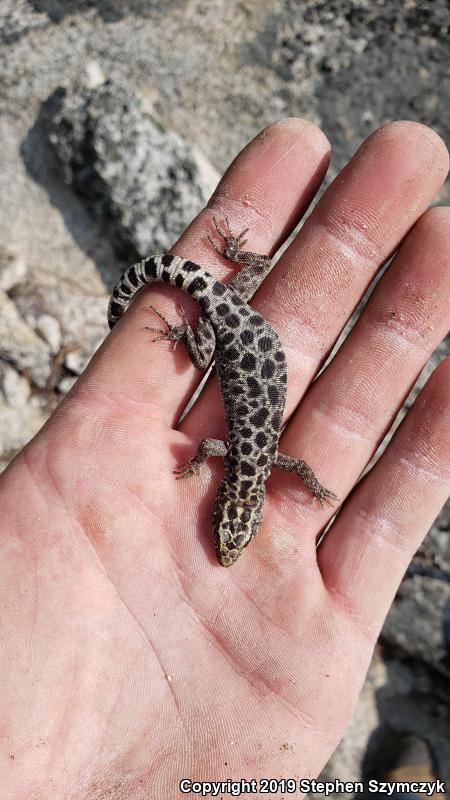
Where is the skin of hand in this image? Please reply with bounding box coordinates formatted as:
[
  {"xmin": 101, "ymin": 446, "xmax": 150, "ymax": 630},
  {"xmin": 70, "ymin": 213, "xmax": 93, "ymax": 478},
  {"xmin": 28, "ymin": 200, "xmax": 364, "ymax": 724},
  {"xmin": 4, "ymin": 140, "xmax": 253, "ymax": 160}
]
[{"xmin": 1, "ymin": 119, "xmax": 449, "ymax": 799}]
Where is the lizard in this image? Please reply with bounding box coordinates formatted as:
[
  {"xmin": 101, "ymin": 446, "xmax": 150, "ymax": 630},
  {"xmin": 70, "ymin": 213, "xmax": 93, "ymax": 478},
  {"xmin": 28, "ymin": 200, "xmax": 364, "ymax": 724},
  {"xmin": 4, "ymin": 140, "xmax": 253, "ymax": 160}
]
[{"xmin": 108, "ymin": 218, "xmax": 336, "ymax": 566}]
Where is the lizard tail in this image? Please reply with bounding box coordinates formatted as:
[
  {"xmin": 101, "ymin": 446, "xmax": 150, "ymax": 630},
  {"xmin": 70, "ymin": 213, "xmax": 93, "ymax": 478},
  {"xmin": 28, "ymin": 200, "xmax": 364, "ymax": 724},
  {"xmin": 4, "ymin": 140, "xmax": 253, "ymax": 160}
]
[{"xmin": 107, "ymin": 254, "xmax": 220, "ymax": 330}]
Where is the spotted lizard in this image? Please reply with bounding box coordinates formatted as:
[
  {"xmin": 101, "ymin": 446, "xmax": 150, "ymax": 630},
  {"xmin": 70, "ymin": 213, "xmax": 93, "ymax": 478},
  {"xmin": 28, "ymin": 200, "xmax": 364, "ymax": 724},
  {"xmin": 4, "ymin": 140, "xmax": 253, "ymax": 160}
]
[{"xmin": 108, "ymin": 218, "xmax": 336, "ymax": 566}]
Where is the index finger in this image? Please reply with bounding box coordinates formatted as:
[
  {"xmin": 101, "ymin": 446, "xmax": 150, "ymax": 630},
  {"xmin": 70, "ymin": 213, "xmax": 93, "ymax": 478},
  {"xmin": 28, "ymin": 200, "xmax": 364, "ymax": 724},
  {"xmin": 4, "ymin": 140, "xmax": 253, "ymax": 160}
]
[{"xmin": 75, "ymin": 119, "xmax": 331, "ymax": 423}]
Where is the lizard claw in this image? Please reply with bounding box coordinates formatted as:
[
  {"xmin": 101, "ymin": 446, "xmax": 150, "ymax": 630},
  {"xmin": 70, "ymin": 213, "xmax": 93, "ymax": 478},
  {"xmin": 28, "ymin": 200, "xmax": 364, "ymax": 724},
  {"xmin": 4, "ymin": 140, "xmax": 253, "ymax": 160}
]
[
  {"xmin": 311, "ymin": 488, "xmax": 339, "ymax": 510},
  {"xmin": 173, "ymin": 460, "xmax": 200, "ymax": 479}
]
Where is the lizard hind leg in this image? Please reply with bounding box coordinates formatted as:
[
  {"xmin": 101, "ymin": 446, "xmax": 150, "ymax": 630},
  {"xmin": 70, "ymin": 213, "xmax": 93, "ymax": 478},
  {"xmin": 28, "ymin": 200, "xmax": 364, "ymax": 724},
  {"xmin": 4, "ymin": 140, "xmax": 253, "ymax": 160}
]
[
  {"xmin": 145, "ymin": 303, "xmax": 182, "ymax": 345},
  {"xmin": 145, "ymin": 303, "xmax": 215, "ymax": 369}
]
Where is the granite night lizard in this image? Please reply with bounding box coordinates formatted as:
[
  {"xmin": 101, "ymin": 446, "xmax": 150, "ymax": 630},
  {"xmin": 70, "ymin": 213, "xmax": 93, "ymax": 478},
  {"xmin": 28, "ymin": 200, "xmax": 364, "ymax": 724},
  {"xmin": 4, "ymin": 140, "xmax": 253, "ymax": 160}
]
[{"xmin": 108, "ymin": 218, "xmax": 336, "ymax": 566}]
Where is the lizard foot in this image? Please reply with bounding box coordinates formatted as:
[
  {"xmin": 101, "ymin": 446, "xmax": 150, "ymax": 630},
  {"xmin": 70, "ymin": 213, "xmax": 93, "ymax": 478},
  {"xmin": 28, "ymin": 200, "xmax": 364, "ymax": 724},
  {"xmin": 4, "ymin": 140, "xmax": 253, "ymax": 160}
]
[
  {"xmin": 146, "ymin": 303, "xmax": 188, "ymax": 350},
  {"xmin": 310, "ymin": 485, "xmax": 339, "ymax": 511},
  {"xmin": 208, "ymin": 216, "xmax": 249, "ymax": 260},
  {"xmin": 173, "ymin": 458, "xmax": 202, "ymax": 479}
]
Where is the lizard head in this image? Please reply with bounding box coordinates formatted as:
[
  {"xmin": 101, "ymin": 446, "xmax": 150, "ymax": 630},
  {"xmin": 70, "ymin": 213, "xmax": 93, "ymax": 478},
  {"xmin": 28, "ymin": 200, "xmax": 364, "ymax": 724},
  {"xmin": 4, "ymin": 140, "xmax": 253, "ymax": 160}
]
[{"xmin": 212, "ymin": 479, "xmax": 264, "ymax": 567}]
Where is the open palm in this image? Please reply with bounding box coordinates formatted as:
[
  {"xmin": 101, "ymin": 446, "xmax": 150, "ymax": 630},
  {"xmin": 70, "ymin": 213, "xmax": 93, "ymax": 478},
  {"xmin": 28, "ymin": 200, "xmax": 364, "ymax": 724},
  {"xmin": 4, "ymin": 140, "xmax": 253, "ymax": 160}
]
[{"xmin": 2, "ymin": 119, "xmax": 450, "ymax": 799}]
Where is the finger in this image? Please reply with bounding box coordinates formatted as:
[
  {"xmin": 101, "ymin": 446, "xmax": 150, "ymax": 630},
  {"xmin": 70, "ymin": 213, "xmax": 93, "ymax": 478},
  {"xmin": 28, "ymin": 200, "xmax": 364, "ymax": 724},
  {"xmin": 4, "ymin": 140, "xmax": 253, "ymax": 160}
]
[
  {"xmin": 317, "ymin": 357, "xmax": 450, "ymax": 640},
  {"xmin": 182, "ymin": 121, "xmax": 449, "ymax": 443},
  {"xmin": 76, "ymin": 119, "xmax": 331, "ymax": 423},
  {"xmin": 269, "ymin": 206, "xmax": 450, "ymax": 526}
]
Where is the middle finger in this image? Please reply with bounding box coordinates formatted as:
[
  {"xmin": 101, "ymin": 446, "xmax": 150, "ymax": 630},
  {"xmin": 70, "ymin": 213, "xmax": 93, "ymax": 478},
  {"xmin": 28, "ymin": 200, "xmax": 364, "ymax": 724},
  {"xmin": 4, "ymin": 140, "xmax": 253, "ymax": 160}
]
[{"xmin": 182, "ymin": 122, "xmax": 448, "ymax": 445}]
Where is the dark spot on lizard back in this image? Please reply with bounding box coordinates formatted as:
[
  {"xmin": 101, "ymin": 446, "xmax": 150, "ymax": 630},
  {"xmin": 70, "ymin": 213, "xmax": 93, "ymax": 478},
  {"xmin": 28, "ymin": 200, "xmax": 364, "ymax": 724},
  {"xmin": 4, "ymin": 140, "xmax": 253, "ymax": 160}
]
[
  {"xmin": 240, "ymin": 330, "xmax": 253, "ymax": 345},
  {"xmin": 261, "ymin": 359, "xmax": 275, "ymax": 379},
  {"xmin": 247, "ymin": 377, "xmax": 262, "ymax": 396},
  {"xmin": 240, "ymin": 462, "xmax": 256, "ymax": 476},
  {"xmin": 213, "ymin": 282, "xmax": 227, "ymax": 296},
  {"xmin": 241, "ymin": 441, "xmax": 253, "ymax": 455},
  {"xmin": 249, "ymin": 314, "xmax": 264, "ymax": 327},
  {"xmin": 224, "ymin": 347, "xmax": 240, "ymax": 361},
  {"xmin": 225, "ymin": 313, "xmax": 240, "ymax": 328},
  {"xmin": 258, "ymin": 336, "xmax": 273, "ymax": 353},
  {"xmin": 221, "ymin": 331, "xmax": 235, "ymax": 345},
  {"xmin": 272, "ymin": 412, "xmax": 282, "ymax": 430},
  {"xmin": 183, "ymin": 260, "xmax": 201, "ymax": 272},
  {"xmin": 162, "ymin": 254, "xmax": 174, "ymax": 268},
  {"xmin": 240, "ymin": 427, "xmax": 253, "ymax": 438},
  {"xmin": 250, "ymin": 407, "xmax": 270, "ymax": 427},
  {"xmin": 216, "ymin": 303, "xmax": 230, "ymax": 316},
  {"xmin": 240, "ymin": 353, "xmax": 256, "ymax": 371},
  {"xmin": 226, "ymin": 369, "xmax": 240, "ymax": 380},
  {"xmin": 275, "ymin": 350, "xmax": 285, "ymax": 362},
  {"xmin": 268, "ymin": 385, "xmax": 279, "ymax": 404},
  {"xmin": 255, "ymin": 431, "xmax": 267, "ymax": 448}
]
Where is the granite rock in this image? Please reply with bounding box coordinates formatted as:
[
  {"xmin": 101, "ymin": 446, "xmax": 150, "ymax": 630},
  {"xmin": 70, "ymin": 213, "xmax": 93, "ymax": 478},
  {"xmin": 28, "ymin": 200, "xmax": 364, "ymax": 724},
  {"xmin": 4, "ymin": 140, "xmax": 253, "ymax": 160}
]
[{"xmin": 46, "ymin": 79, "xmax": 219, "ymax": 259}]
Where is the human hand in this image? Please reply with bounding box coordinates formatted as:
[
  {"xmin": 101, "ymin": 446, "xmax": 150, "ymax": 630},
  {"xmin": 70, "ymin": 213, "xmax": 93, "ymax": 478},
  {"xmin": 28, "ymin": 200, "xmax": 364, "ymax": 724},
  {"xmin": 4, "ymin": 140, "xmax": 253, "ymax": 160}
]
[{"xmin": 2, "ymin": 119, "xmax": 449, "ymax": 798}]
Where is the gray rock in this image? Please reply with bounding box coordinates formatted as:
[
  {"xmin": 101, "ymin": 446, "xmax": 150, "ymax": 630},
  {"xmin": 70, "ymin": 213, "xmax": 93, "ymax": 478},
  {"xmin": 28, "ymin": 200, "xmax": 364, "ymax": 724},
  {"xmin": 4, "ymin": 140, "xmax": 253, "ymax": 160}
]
[
  {"xmin": 0, "ymin": 0, "xmax": 48, "ymax": 46},
  {"xmin": 36, "ymin": 313, "xmax": 61, "ymax": 355},
  {"xmin": 0, "ymin": 363, "xmax": 31, "ymax": 407},
  {"xmin": 0, "ymin": 389, "xmax": 46, "ymax": 467},
  {"xmin": 0, "ymin": 291, "xmax": 51, "ymax": 388},
  {"xmin": 382, "ymin": 574, "xmax": 450, "ymax": 677},
  {"xmin": 57, "ymin": 375, "xmax": 77, "ymax": 394},
  {"xmin": 64, "ymin": 349, "xmax": 89, "ymax": 375},
  {"xmin": 0, "ymin": 250, "xmax": 27, "ymax": 292},
  {"xmin": 46, "ymin": 79, "xmax": 218, "ymax": 258}
]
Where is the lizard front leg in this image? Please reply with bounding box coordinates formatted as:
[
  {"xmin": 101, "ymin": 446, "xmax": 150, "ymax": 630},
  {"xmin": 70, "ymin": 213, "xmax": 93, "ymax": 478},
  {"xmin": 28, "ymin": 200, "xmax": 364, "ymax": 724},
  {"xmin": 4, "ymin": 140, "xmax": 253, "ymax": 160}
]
[
  {"xmin": 174, "ymin": 439, "xmax": 227, "ymax": 479},
  {"xmin": 274, "ymin": 453, "xmax": 338, "ymax": 507},
  {"xmin": 208, "ymin": 216, "xmax": 273, "ymax": 302}
]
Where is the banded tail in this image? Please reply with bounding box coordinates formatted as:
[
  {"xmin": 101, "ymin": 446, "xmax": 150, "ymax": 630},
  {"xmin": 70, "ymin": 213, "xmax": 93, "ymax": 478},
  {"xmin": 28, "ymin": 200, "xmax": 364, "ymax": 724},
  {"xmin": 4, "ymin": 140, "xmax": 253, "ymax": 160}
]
[{"xmin": 107, "ymin": 254, "xmax": 220, "ymax": 329}]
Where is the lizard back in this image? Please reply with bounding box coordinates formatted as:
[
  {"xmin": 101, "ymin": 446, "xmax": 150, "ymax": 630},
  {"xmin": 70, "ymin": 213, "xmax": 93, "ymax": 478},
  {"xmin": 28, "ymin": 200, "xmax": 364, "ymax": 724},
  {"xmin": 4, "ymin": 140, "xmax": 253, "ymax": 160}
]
[{"xmin": 108, "ymin": 254, "xmax": 288, "ymax": 565}]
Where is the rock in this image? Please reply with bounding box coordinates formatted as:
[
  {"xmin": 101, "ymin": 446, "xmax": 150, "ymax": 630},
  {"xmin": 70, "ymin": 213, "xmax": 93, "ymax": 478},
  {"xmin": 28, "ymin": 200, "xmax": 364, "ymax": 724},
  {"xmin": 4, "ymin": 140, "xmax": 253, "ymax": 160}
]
[
  {"xmin": 0, "ymin": 1, "xmax": 48, "ymax": 46},
  {"xmin": 35, "ymin": 313, "xmax": 61, "ymax": 354},
  {"xmin": 0, "ymin": 291, "xmax": 51, "ymax": 388},
  {"xmin": 0, "ymin": 363, "xmax": 31, "ymax": 407},
  {"xmin": 382, "ymin": 574, "xmax": 450, "ymax": 677},
  {"xmin": 415, "ymin": 506, "xmax": 450, "ymax": 578},
  {"xmin": 45, "ymin": 79, "xmax": 219, "ymax": 259},
  {"xmin": 0, "ymin": 391, "xmax": 46, "ymax": 467},
  {"xmin": 84, "ymin": 60, "xmax": 105, "ymax": 90},
  {"xmin": 64, "ymin": 349, "xmax": 89, "ymax": 375},
  {"xmin": 57, "ymin": 375, "xmax": 77, "ymax": 394},
  {"xmin": 0, "ymin": 250, "xmax": 27, "ymax": 292}
]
